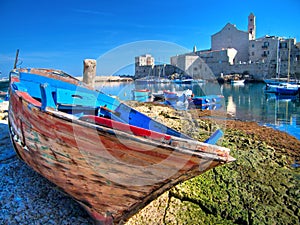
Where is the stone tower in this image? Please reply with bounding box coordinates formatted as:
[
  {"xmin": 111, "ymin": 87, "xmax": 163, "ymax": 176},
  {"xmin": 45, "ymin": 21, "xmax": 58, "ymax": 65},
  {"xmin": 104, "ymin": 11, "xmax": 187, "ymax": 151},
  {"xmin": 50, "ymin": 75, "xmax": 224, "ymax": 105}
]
[
  {"xmin": 193, "ymin": 45, "xmax": 197, "ymax": 53},
  {"xmin": 248, "ymin": 13, "xmax": 256, "ymax": 40}
]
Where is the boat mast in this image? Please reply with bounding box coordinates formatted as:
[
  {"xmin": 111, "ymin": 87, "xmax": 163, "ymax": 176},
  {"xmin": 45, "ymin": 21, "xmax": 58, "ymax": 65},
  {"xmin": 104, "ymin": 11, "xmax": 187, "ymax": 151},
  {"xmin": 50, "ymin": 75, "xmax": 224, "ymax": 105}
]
[
  {"xmin": 287, "ymin": 39, "xmax": 291, "ymax": 83},
  {"xmin": 276, "ymin": 39, "xmax": 279, "ymax": 79},
  {"xmin": 13, "ymin": 49, "xmax": 19, "ymax": 69}
]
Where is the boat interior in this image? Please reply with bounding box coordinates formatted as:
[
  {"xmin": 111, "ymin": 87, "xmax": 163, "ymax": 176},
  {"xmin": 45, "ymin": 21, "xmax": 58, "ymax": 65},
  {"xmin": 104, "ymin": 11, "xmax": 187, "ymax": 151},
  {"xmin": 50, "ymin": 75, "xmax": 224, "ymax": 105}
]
[{"xmin": 11, "ymin": 70, "xmax": 192, "ymax": 140}]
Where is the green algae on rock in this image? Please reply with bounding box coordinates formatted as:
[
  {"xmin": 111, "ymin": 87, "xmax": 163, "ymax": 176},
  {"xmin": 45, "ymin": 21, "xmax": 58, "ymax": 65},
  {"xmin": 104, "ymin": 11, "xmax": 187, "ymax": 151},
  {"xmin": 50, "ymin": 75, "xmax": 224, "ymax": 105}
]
[{"xmin": 126, "ymin": 102, "xmax": 299, "ymax": 225}]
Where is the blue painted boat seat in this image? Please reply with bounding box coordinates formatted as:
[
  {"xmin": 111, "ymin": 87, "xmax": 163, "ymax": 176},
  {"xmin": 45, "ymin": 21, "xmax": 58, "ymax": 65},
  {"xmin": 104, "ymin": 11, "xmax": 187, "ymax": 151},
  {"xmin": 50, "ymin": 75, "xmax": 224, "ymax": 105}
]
[
  {"xmin": 56, "ymin": 88, "xmax": 99, "ymax": 107},
  {"xmin": 55, "ymin": 88, "xmax": 100, "ymax": 115}
]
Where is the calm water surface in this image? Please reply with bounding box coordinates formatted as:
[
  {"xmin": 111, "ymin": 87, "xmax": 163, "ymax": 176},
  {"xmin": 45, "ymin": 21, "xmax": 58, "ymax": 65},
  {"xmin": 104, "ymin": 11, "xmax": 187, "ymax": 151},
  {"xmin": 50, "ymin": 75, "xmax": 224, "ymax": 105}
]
[{"xmin": 96, "ymin": 81, "xmax": 300, "ymax": 140}]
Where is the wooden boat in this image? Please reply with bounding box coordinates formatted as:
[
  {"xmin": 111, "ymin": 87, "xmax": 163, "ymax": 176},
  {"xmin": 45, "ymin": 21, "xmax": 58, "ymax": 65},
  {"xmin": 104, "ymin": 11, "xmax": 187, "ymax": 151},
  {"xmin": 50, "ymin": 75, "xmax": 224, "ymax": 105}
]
[
  {"xmin": 132, "ymin": 89, "xmax": 151, "ymax": 102},
  {"xmin": 8, "ymin": 68, "xmax": 235, "ymax": 224}
]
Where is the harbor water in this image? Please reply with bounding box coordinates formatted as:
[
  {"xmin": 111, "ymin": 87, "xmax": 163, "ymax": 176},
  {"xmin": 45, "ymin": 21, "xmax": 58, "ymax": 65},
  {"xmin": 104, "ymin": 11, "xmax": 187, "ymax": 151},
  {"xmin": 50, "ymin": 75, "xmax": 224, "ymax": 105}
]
[{"xmin": 96, "ymin": 81, "xmax": 300, "ymax": 140}]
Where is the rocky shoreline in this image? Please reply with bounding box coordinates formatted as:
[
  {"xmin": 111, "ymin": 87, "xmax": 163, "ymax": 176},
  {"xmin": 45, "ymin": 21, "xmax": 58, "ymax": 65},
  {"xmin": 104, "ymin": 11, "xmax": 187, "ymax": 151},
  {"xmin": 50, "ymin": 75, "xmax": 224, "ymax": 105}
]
[{"xmin": 1, "ymin": 101, "xmax": 299, "ymax": 224}]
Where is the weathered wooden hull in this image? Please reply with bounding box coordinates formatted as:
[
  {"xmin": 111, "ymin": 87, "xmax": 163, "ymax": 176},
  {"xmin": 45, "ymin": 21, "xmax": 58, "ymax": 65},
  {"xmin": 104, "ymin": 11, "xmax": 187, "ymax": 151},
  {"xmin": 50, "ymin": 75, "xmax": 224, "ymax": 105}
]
[{"xmin": 8, "ymin": 68, "xmax": 234, "ymax": 224}]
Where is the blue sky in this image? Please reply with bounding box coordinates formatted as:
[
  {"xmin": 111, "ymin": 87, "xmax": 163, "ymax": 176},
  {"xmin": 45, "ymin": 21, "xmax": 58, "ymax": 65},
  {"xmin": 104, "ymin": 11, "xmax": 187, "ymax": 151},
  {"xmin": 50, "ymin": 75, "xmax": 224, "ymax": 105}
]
[{"xmin": 0, "ymin": 0, "xmax": 299, "ymax": 76}]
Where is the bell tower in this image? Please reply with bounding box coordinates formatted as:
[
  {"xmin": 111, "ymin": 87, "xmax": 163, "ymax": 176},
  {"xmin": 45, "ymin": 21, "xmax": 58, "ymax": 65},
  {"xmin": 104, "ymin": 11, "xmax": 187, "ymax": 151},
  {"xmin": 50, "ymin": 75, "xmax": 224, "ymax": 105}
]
[{"xmin": 248, "ymin": 13, "xmax": 256, "ymax": 40}]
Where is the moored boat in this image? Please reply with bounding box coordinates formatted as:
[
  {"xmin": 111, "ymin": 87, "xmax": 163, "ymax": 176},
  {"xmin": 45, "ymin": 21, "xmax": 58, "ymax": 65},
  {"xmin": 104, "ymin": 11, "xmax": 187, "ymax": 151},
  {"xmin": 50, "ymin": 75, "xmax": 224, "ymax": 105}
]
[
  {"xmin": 264, "ymin": 82, "xmax": 299, "ymax": 95},
  {"xmin": 132, "ymin": 89, "xmax": 151, "ymax": 101},
  {"xmin": 8, "ymin": 68, "xmax": 235, "ymax": 224},
  {"xmin": 0, "ymin": 77, "xmax": 9, "ymax": 90},
  {"xmin": 152, "ymin": 91, "xmax": 164, "ymax": 101},
  {"xmin": 231, "ymin": 79, "xmax": 245, "ymax": 85},
  {"xmin": 275, "ymin": 83, "xmax": 299, "ymax": 95},
  {"xmin": 189, "ymin": 95, "xmax": 224, "ymax": 110},
  {"xmin": 163, "ymin": 89, "xmax": 192, "ymax": 101}
]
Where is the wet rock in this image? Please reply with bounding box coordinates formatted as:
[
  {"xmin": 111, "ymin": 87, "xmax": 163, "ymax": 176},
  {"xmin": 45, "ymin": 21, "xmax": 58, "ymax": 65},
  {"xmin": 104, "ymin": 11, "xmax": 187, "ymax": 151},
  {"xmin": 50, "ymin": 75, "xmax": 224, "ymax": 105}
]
[{"xmin": 126, "ymin": 102, "xmax": 300, "ymax": 225}]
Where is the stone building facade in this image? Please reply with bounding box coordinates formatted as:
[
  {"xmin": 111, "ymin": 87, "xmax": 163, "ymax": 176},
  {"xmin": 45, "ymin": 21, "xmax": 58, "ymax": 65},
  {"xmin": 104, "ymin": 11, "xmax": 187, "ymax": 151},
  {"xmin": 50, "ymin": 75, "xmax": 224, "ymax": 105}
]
[
  {"xmin": 171, "ymin": 13, "xmax": 300, "ymax": 80},
  {"xmin": 211, "ymin": 23, "xmax": 250, "ymax": 63},
  {"xmin": 135, "ymin": 54, "xmax": 155, "ymax": 79},
  {"xmin": 249, "ymin": 36, "xmax": 299, "ymax": 77},
  {"xmin": 135, "ymin": 13, "xmax": 300, "ymax": 80}
]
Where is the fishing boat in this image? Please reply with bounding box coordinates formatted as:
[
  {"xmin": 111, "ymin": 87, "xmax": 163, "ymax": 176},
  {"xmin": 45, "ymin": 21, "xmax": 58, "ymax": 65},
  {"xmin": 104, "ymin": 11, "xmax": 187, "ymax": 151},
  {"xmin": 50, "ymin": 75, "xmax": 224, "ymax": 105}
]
[
  {"xmin": 131, "ymin": 89, "xmax": 151, "ymax": 102},
  {"xmin": 173, "ymin": 77, "xmax": 194, "ymax": 84},
  {"xmin": 231, "ymin": 79, "xmax": 245, "ymax": 85},
  {"xmin": 134, "ymin": 77, "xmax": 156, "ymax": 84},
  {"xmin": 275, "ymin": 83, "xmax": 299, "ymax": 95},
  {"xmin": 264, "ymin": 83, "xmax": 299, "ymax": 95},
  {"xmin": 152, "ymin": 91, "xmax": 164, "ymax": 101},
  {"xmin": 163, "ymin": 89, "xmax": 192, "ymax": 101},
  {"xmin": 264, "ymin": 39, "xmax": 300, "ymax": 96},
  {"xmin": 8, "ymin": 68, "xmax": 235, "ymax": 224},
  {"xmin": 189, "ymin": 95, "xmax": 224, "ymax": 110},
  {"xmin": 0, "ymin": 77, "xmax": 9, "ymax": 90}
]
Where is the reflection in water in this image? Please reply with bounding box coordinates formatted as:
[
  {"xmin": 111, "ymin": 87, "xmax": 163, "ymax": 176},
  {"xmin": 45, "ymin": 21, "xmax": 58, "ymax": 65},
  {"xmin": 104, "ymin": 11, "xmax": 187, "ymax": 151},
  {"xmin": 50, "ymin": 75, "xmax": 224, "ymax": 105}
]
[
  {"xmin": 226, "ymin": 96, "xmax": 236, "ymax": 116},
  {"xmin": 96, "ymin": 82, "xmax": 300, "ymax": 140},
  {"xmin": 221, "ymin": 83, "xmax": 300, "ymax": 139}
]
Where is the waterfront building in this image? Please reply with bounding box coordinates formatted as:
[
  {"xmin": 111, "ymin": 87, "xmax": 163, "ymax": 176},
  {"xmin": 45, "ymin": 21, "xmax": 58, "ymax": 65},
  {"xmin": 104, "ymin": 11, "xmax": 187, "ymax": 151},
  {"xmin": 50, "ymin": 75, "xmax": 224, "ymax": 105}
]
[
  {"xmin": 135, "ymin": 13, "xmax": 300, "ymax": 80},
  {"xmin": 211, "ymin": 13, "xmax": 255, "ymax": 63},
  {"xmin": 135, "ymin": 54, "xmax": 155, "ymax": 79},
  {"xmin": 249, "ymin": 36, "xmax": 299, "ymax": 77},
  {"xmin": 170, "ymin": 13, "xmax": 300, "ymax": 80}
]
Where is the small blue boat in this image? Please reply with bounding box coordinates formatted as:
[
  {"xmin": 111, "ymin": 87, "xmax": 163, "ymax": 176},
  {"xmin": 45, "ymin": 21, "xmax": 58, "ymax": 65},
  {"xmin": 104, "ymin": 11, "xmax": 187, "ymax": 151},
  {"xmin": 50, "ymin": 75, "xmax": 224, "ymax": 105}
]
[
  {"xmin": 275, "ymin": 83, "xmax": 299, "ymax": 95},
  {"xmin": 189, "ymin": 95, "xmax": 224, "ymax": 110},
  {"xmin": 132, "ymin": 89, "xmax": 151, "ymax": 102}
]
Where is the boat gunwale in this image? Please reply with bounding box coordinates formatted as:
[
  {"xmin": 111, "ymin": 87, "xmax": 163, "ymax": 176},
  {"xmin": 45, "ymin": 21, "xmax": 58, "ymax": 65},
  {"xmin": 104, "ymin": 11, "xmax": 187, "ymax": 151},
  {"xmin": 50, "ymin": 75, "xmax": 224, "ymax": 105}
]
[{"xmin": 10, "ymin": 81, "xmax": 233, "ymax": 163}]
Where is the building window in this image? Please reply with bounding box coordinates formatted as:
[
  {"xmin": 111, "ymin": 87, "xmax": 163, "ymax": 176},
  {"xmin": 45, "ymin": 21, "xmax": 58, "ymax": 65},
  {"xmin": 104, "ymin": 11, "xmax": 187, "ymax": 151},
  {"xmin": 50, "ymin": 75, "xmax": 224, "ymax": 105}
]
[
  {"xmin": 280, "ymin": 42, "xmax": 288, "ymax": 48},
  {"xmin": 252, "ymin": 52, "xmax": 254, "ymax": 56},
  {"xmin": 262, "ymin": 51, "xmax": 268, "ymax": 57},
  {"xmin": 252, "ymin": 44, "xmax": 255, "ymax": 48},
  {"xmin": 262, "ymin": 42, "xmax": 269, "ymax": 49}
]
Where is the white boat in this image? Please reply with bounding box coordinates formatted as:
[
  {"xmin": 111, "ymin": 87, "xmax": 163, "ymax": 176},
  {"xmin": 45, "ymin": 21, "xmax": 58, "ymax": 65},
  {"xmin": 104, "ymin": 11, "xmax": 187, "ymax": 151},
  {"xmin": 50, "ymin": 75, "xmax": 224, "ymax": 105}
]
[
  {"xmin": 152, "ymin": 91, "xmax": 164, "ymax": 100},
  {"xmin": 264, "ymin": 40, "xmax": 300, "ymax": 96},
  {"xmin": 163, "ymin": 89, "xmax": 192, "ymax": 100},
  {"xmin": 264, "ymin": 83, "xmax": 299, "ymax": 95},
  {"xmin": 231, "ymin": 79, "xmax": 245, "ymax": 85}
]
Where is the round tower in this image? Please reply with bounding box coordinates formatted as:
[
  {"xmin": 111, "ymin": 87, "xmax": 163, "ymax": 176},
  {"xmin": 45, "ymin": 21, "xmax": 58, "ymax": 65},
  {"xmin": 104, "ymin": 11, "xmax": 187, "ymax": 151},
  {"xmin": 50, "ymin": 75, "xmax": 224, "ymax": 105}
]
[{"xmin": 248, "ymin": 13, "xmax": 256, "ymax": 40}]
